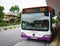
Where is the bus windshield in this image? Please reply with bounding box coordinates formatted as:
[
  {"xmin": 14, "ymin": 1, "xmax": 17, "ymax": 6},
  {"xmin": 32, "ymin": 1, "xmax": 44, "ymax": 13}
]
[{"xmin": 21, "ymin": 13, "xmax": 49, "ymax": 31}]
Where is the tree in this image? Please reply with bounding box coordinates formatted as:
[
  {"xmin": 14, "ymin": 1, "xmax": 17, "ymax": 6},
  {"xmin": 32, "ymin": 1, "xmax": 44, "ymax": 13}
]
[
  {"xmin": 18, "ymin": 12, "xmax": 21, "ymax": 17},
  {"xmin": 52, "ymin": 16, "xmax": 59, "ymax": 23},
  {"xmin": 0, "ymin": 6, "xmax": 4, "ymax": 11},
  {"xmin": 0, "ymin": 6, "xmax": 5, "ymax": 20},
  {"xmin": 9, "ymin": 5, "xmax": 20, "ymax": 14}
]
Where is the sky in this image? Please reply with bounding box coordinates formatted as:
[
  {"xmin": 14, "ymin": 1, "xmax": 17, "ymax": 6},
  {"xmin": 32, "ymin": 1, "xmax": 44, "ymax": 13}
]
[{"xmin": 0, "ymin": 0, "xmax": 47, "ymax": 13}]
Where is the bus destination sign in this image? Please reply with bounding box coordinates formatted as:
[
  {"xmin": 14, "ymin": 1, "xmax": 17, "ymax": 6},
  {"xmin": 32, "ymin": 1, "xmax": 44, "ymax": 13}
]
[{"xmin": 22, "ymin": 7, "xmax": 48, "ymax": 13}]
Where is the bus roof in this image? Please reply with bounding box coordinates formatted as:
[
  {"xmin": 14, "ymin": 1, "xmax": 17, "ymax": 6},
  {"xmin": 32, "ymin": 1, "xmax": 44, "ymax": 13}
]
[
  {"xmin": 23, "ymin": 6, "xmax": 51, "ymax": 10},
  {"xmin": 22, "ymin": 6, "xmax": 51, "ymax": 13}
]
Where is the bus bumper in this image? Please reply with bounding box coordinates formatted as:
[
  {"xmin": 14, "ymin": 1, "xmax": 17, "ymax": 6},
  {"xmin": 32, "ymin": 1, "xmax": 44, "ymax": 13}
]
[{"xmin": 21, "ymin": 34, "xmax": 51, "ymax": 41}]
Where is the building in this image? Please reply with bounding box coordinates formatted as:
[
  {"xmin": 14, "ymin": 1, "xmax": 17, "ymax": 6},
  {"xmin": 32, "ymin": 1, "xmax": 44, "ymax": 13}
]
[
  {"xmin": 46, "ymin": 0, "xmax": 60, "ymax": 15},
  {"xmin": 3, "ymin": 12, "xmax": 19, "ymax": 23}
]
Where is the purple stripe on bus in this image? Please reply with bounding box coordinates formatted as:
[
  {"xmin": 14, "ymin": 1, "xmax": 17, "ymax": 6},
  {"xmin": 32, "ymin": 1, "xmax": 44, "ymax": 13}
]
[
  {"xmin": 21, "ymin": 32, "xmax": 51, "ymax": 41},
  {"xmin": 21, "ymin": 35, "xmax": 51, "ymax": 41}
]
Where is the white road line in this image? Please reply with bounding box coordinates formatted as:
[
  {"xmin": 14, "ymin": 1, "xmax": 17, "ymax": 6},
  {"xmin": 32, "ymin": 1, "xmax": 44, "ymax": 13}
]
[{"xmin": 14, "ymin": 42, "xmax": 21, "ymax": 46}]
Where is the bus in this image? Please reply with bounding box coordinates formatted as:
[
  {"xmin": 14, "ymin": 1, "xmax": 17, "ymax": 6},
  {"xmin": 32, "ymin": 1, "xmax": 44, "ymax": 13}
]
[{"xmin": 21, "ymin": 6, "xmax": 57, "ymax": 41}]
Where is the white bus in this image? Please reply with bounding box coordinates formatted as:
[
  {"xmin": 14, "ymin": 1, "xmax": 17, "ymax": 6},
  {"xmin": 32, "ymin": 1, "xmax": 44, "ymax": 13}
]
[{"xmin": 21, "ymin": 6, "xmax": 57, "ymax": 41}]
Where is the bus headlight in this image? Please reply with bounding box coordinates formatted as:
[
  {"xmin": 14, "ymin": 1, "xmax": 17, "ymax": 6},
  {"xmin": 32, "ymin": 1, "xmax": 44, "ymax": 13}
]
[
  {"xmin": 43, "ymin": 35, "xmax": 51, "ymax": 38},
  {"xmin": 21, "ymin": 32, "xmax": 26, "ymax": 35}
]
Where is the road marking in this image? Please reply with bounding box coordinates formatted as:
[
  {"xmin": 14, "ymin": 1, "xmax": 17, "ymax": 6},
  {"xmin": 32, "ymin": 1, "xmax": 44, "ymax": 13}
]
[
  {"xmin": 14, "ymin": 42, "xmax": 20, "ymax": 46},
  {"xmin": 52, "ymin": 34, "xmax": 59, "ymax": 46}
]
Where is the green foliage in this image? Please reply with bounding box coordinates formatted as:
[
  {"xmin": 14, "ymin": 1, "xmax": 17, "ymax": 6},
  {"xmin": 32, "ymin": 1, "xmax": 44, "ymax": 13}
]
[
  {"xmin": 9, "ymin": 5, "xmax": 20, "ymax": 14},
  {"xmin": 9, "ymin": 27, "xmax": 12, "ymax": 29},
  {"xmin": 0, "ymin": 21, "xmax": 20, "ymax": 26},
  {"xmin": 0, "ymin": 22, "xmax": 7, "ymax": 26},
  {"xmin": 52, "ymin": 18, "xmax": 55, "ymax": 23},
  {"xmin": 52, "ymin": 17, "xmax": 58, "ymax": 23},
  {"xmin": 14, "ymin": 26, "xmax": 16, "ymax": 28},
  {"xmin": 17, "ymin": 12, "xmax": 22, "ymax": 18},
  {"xmin": 0, "ymin": 12, "xmax": 5, "ymax": 19},
  {"xmin": 4, "ymin": 28, "xmax": 7, "ymax": 30},
  {"xmin": 59, "ymin": 18, "xmax": 60, "ymax": 21},
  {"xmin": 0, "ymin": 6, "xmax": 5, "ymax": 20},
  {"xmin": 0, "ymin": 29, "xmax": 1, "ymax": 31},
  {"xmin": 0, "ymin": 6, "xmax": 4, "ymax": 12}
]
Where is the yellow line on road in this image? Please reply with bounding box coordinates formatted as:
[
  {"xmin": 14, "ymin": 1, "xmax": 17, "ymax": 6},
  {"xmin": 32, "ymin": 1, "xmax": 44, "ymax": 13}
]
[{"xmin": 52, "ymin": 34, "xmax": 59, "ymax": 46}]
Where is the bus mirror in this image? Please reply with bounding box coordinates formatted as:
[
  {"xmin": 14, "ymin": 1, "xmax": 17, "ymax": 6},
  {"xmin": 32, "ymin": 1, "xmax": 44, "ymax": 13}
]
[
  {"xmin": 52, "ymin": 9, "xmax": 55, "ymax": 16},
  {"xmin": 44, "ymin": 12, "xmax": 49, "ymax": 16}
]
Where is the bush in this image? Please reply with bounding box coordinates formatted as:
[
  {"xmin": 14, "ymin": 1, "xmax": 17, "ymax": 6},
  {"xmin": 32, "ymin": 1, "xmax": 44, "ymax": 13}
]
[
  {"xmin": 9, "ymin": 27, "xmax": 12, "ymax": 29},
  {"xmin": 0, "ymin": 21, "xmax": 20, "ymax": 26},
  {"xmin": 4, "ymin": 28, "xmax": 7, "ymax": 30},
  {"xmin": 0, "ymin": 22, "xmax": 7, "ymax": 26},
  {"xmin": 0, "ymin": 29, "xmax": 1, "ymax": 31},
  {"xmin": 14, "ymin": 26, "xmax": 16, "ymax": 28}
]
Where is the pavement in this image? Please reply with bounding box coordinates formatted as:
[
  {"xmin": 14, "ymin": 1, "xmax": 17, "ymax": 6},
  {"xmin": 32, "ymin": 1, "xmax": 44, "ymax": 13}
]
[{"xmin": 57, "ymin": 39, "xmax": 60, "ymax": 46}]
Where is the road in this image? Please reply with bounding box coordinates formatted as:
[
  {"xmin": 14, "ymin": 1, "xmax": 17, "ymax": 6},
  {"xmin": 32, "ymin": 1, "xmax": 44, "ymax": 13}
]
[
  {"xmin": 0, "ymin": 25, "xmax": 59, "ymax": 46},
  {"xmin": 0, "ymin": 25, "xmax": 51, "ymax": 46},
  {"xmin": 15, "ymin": 38, "xmax": 51, "ymax": 46},
  {"xmin": 0, "ymin": 25, "xmax": 21, "ymax": 46}
]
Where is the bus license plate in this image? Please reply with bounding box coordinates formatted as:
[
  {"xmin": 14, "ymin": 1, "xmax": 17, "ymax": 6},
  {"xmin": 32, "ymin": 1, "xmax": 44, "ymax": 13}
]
[{"xmin": 31, "ymin": 37, "xmax": 37, "ymax": 39}]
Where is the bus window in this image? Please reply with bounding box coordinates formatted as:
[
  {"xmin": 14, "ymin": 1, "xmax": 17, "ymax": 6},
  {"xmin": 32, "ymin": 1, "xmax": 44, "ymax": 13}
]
[{"xmin": 21, "ymin": 13, "xmax": 49, "ymax": 31}]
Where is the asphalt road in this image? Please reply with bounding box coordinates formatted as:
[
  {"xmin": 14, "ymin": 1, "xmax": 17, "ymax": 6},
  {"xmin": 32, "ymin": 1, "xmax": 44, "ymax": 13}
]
[
  {"xmin": 15, "ymin": 38, "xmax": 51, "ymax": 46},
  {"xmin": 0, "ymin": 25, "xmax": 51, "ymax": 46},
  {"xmin": 0, "ymin": 26, "xmax": 21, "ymax": 46}
]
